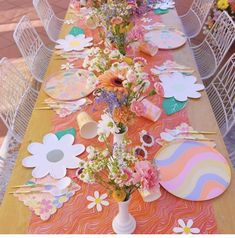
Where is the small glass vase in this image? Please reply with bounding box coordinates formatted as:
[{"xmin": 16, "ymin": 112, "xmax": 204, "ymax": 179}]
[{"xmin": 112, "ymin": 197, "xmax": 136, "ymax": 234}]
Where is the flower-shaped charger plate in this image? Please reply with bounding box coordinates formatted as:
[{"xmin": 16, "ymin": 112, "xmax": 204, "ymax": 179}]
[
  {"xmin": 44, "ymin": 69, "xmax": 98, "ymax": 101},
  {"xmin": 154, "ymin": 140, "xmax": 231, "ymax": 201},
  {"xmin": 144, "ymin": 28, "xmax": 186, "ymax": 50}
]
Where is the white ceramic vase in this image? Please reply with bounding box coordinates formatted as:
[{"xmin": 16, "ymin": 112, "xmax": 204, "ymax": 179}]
[
  {"xmin": 112, "ymin": 198, "xmax": 136, "ymax": 234},
  {"xmin": 113, "ymin": 127, "xmax": 128, "ymax": 146}
]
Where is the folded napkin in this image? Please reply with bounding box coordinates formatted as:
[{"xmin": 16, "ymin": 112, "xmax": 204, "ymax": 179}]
[{"xmin": 13, "ymin": 176, "xmax": 81, "ymax": 221}]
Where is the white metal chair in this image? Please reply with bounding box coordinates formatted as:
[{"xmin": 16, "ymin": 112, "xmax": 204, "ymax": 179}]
[
  {"xmin": 33, "ymin": 0, "xmax": 64, "ymax": 43},
  {"xmin": 206, "ymin": 53, "xmax": 235, "ymax": 138},
  {"xmin": 191, "ymin": 11, "xmax": 235, "ymax": 81},
  {"xmin": 13, "ymin": 16, "xmax": 53, "ymax": 83},
  {"xmin": 0, "ymin": 57, "xmax": 38, "ymax": 202},
  {"xmin": 179, "ymin": 0, "xmax": 214, "ymax": 39},
  {"xmin": 0, "ymin": 57, "xmax": 38, "ymax": 144}
]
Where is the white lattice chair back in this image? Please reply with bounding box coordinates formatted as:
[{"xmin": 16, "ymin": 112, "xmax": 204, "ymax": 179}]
[
  {"xmin": 180, "ymin": 0, "xmax": 214, "ymax": 38},
  {"xmin": 13, "ymin": 16, "xmax": 52, "ymax": 83},
  {"xmin": 206, "ymin": 53, "xmax": 235, "ymax": 137},
  {"xmin": 33, "ymin": 0, "xmax": 64, "ymax": 43},
  {"xmin": 192, "ymin": 11, "xmax": 235, "ymax": 81},
  {"xmin": 0, "ymin": 58, "xmax": 37, "ymax": 143}
]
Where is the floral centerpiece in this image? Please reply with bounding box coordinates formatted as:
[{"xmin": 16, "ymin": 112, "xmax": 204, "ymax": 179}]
[
  {"xmin": 203, "ymin": 0, "xmax": 235, "ymax": 34},
  {"xmin": 77, "ymin": 138, "xmax": 160, "ymax": 233},
  {"xmin": 91, "ymin": 57, "xmax": 156, "ymax": 141},
  {"xmin": 78, "ymin": 141, "xmax": 160, "ymax": 202},
  {"xmin": 90, "ymin": 0, "xmax": 134, "ymax": 54}
]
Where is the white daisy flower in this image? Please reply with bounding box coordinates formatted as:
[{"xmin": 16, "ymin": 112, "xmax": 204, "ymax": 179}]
[
  {"xmin": 22, "ymin": 133, "xmax": 85, "ymax": 179},
  {"xmin": 159, "ymin": 72, "xmax": 205, "ymax": 102},
  {"xmin": 97, "ymin": 113, "xmax": 119, "ymax": 140},
  {"xmin": 87, "ymin": 191, "xmax": 109, "ymax": 212},
  {"xmin": 173, "ymin": 219, "xmax": 200, "ymax": 234},
  {"xmin": 64, "ymin": 19, "xmax": 75, "ymax": 25},
  {"xmin": 60, "ymin": 62, "xmax": 74, "ymax": 71},
  {"xmin": 56, "ymin": 34, "xmax": 93, "ymax": 52}
]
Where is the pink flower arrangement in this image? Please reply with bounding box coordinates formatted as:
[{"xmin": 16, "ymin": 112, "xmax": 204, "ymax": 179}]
[
  {"xmin": 130, "ymin": 101, "xmax": 146, "ymax": 116},
  {"xmin": 133, "ymin": 161, "xmax": 160, "ymax": 190}
]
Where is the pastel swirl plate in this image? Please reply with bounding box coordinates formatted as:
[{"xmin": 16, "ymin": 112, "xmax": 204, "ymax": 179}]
[{"xmin": 154, "ymin": 140, "xmax": 231, "ymax": 201}]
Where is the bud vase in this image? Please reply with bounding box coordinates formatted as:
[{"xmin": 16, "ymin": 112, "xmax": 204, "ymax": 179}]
[
  {"xmin": 113, "ymin": 127, "xmax": 128, "ymax": 146},
  {"xmin": 112, "ymin": 197, "xmax": 136, "ymax": 234}
]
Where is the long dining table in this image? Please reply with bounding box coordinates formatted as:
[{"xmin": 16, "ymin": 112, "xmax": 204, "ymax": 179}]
[{"xmin": 0, "ymin": 2, "xmax": 235, "ymax": 234}]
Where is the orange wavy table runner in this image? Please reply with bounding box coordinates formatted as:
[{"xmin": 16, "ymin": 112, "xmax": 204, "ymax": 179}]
[{"xmin": 27, "ymin": 10, "xmax": 217, "ymax": 234}]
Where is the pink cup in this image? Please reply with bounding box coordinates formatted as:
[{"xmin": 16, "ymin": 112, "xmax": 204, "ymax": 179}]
[{"xmin": 142, "ymin": 99, "xmax": 162, "ymax": 122}]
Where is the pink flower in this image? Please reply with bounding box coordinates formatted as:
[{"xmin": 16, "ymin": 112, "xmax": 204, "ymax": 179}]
[
  {"xmin": 122, "ymin": 167, "xmax": 133, "ymax": 183},
  {"xmin": 131, "ymin": 101, "xmax": 146, "ymax": 116},
  {"xmin": 133, "ymin": 161, "xmax": 160, "ymax": 190},
  {"xmin": 154, "ymin": 82, "xmax": 164, "ymax": 97},
  {"xmin": 127, "ymin": 25, "xmax": 144, "ymax": 41},
  {"xmin": 126, "ymin": 69, "xmax": 137, "ymax": 83},
  {"xmin": 134, "ymin": 57, "xmax": 147, "ymax": 65},
  {"xmin": 111, "ymin": 17, "xmax": 123, "ymax": 25}
]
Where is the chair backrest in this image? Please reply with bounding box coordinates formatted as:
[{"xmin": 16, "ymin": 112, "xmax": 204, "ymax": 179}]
[
  {"xmin": 205, "ymin": 11, "xmax": 235, "ymax": 67},
  {"xmin": 13, "ymin": 16, "xmax": 44, "ymax": 73},
  {"xmin": 33, "ymin": 0, "xmax": 63, "ymax": 42},
  {"xmin": 0, "ymin": 58, "xmax": 36, "ymax": 143},
  {"xmin": 189, "ymin": 0, "xmax": 214, "ymax": 28},
  {"xmin": 33, "ymin": 0, "xmax": 54, "ymax": 31},
  {"xmin": 206, "ymin": 53, "xmax": 235, "ymax": 137}
]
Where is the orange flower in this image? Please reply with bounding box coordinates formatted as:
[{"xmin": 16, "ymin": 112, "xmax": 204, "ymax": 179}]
[
  {"xmin": 113, "ymin": 106, "xmax": 135, "ymax": 125},
  {"xmin": 112, "ymin": 189, "xmax": 126, "ymax": 202},
  {"xmin": 98, "ymin": 68, "xmax": 127, "ymax": 92},
  {"xmin": 111, "ymin": 16, "xmax": 123, "ymax": 25}
]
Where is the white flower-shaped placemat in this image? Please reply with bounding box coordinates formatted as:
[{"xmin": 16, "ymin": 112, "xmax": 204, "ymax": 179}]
[
  {"xmin": 159, "ymin": 72, "xmax": 205, "ymax": 101},
  {"xmin": 22, "ymin": 133, "xmax": 85, "ymax": 179},
  {"xmin": 56, "ymin": 34, "xmax": 93, "ymax": 52}
]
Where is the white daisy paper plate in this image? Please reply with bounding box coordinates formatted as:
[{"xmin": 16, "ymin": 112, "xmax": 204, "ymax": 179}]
[{"xmin": 56, "ymin": 34, "xmax": 93, "ymax": 52}]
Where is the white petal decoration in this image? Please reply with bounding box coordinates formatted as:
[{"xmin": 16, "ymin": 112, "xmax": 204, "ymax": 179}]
[
  {"xmin": 87, "ymin": 202, "xmax": 96, "ymax": 209},
  {"xmin": 178, "ymin": 219, "xmax": 186, "ymax": 228},
  {"xmin": 43, "ymin": 133, "xmax": 58, "ymax": 145},
  {"xmin": 32, "ymin": 166, "xmax": 49, "ymax": 179},
  {"xmin": 22, "ymin": 156, "xmax": 39, "ymax": 167},
  {"xmin": 71, "ymin": 144, "xmax": 86, "ymax": 155},
  {"xmin": 22, "ymin": 133, "xmax": 86, "ymax": 179},
  {"xmin": 59, "ymin": 134, "xmax": 75, "ymax": 146},
  {"xmin": 27, "ymin": 142, "xmax": 44, "ymax": 155},
  {"xmin": 190, "ymin": 228, "xmax": 200, "ymax": 233},
  {"xmin": 172, "ymin": 227, "xmax": 184, "ymax": 233},
  {"xmin": 160, "ymin": 72, "xmax": 205, "ymax": 102},
  {"xmin": 96, "ymin": 203, "xmax": 102, "ymax": 212},
  {"xmin": 187, "ymin": 219, "xmax": 193, "ymax": 228},
  {"xmin": 55, "ymin": 34, "xmax": 93, "ymax": 52},
  {"xmin": 49, "ymin": 165, "xmax": 67, "ymax": 179}
]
